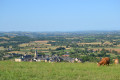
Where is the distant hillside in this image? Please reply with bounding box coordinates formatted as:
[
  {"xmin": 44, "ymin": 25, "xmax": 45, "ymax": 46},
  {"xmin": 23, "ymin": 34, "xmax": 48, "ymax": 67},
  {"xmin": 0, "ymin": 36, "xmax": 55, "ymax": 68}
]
[{"xmin": 1, "ymin": 31, "xmax": 120, "ymax": 38}]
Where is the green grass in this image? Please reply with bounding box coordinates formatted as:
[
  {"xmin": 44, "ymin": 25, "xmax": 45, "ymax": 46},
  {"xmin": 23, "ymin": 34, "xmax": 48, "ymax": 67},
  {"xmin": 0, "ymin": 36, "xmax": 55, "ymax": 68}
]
[{"xmin": 0, "ymin": 61, "xmax": 120, "ymax": 80}]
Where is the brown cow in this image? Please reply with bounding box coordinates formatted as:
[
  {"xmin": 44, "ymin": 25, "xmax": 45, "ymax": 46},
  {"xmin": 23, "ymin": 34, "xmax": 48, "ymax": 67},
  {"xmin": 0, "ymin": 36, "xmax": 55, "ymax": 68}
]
[
  {"xmin": 113, "ymin": 59, "xmax": 119, "ymax": 64},
  {"xmin": 97, "ymin": 57, "xmax": 110, "ymax": 66}
]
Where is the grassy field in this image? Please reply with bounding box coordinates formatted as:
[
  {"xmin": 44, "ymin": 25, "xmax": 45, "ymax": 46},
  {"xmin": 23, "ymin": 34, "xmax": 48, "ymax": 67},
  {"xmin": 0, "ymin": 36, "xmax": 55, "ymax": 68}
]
[{"xmin": 0, "ymin": 61, "xmax": 120, "ymax": 80}]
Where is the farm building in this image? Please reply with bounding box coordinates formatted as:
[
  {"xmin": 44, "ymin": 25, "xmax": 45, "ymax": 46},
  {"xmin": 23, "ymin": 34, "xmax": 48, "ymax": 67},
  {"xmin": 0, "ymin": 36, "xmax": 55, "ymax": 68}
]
[{"xmin": 15, "ymin": 58, "xmax": 22, "ymax": 62}]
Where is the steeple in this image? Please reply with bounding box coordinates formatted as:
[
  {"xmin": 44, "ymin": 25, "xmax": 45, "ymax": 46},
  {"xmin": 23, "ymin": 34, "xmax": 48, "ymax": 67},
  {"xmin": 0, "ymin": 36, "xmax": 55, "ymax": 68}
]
[{"xmin": 34, "ymin": 49, "xmax": 37, "ymax": 59}]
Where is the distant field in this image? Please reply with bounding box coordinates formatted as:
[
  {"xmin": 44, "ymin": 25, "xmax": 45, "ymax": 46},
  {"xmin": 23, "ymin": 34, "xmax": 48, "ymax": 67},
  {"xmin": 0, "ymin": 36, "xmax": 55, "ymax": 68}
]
[
  {"xmin": 92, "ymin": 48, "xmax": 120, "ymax": 53},
  {"xmin": 19, "ymin": 43, "xmax": 29, "ymax": 47},
  {"xmin": 0, "ymin": 37, "xmax": 10, "ymax": 40},
  {"xmin": 0, "ymin": 47, "xmax": 5, "ymax": 50},
  {"xmin": 78, "ymin": 42, "xmax": 101, "ymax": 45},
  {"xmin": 0, "ymin": 61, "xmax": 120, "ymax": 80},
  {"xmin": 19, "ymin": 41, "xmax": 50, "ymax": 47},
  {"xmin": 8, "ymin": 51, "xmax": 26, "ymax": 54},
  {"xmin": 34, "ymin": 41, "xmax": 49, "ymax": 43},
  {"xmin": 78, "ymin": 41, "xmax": 113, "ymax": 45},
  {"xmin": 0, "ymin": 41, "xmax": 8, "ymax": 44}
]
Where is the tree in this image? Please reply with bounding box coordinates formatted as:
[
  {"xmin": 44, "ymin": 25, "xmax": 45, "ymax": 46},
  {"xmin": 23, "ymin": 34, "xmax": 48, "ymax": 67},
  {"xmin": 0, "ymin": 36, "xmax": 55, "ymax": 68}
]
[{"xmin": 56, "ymin": 47, "xmax": 65, "ymax": 50}]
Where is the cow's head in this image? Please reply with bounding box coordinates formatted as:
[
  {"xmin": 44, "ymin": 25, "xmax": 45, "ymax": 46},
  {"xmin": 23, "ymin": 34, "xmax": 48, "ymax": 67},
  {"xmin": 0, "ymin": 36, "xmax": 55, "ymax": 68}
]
[{"xmin": 97, "ymin": 63, "xmax": 100, "ymax": 66}]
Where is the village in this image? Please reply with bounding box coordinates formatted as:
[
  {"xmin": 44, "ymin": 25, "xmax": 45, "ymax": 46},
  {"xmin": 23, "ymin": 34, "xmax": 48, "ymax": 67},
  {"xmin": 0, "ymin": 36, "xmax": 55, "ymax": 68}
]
[{"xmin": 15, "ymin": 49, "xmax": 82, "ymax": 63}]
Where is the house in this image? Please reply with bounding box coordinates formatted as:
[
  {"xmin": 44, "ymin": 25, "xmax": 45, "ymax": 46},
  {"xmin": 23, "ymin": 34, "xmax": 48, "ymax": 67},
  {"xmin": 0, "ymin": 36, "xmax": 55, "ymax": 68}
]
[
  {"xmin": 61, "ymin": 57, "xmax": 74, "ymax": 62},
  {"xmin": 69, "ymin": 58, "xmax": 75, "ymax": 63},
  {"xmin": 50, "ymin": 55, "xmax": 63, "ymax": 62},
  {"xmin": 36, "ymin": 57, "xmax": 46, "ymax": 62},
  {"xmin": 74, "ymin": 58, "xmax": 82, "ymax": 63},
  {"xmin": 3, "ymin": 55, "xmax": 11, "ymax": 58},
  {"xmin": 62, "ymin": 54, "xmax": 70, "ymax": 57},
  {"xmin": 15, "ymin": 58, "xmax": 22, "ymax": 62},
  {"xmin": 22, "ymin": 55, "xmax": 33, "ymax": 61},
  {"xmin": 12, "ymin": 53, "xmax": 23, "ymax": 57},
  {"xmin": 61, "ymin": 57, "xmax": 82, "ymax": 63}
]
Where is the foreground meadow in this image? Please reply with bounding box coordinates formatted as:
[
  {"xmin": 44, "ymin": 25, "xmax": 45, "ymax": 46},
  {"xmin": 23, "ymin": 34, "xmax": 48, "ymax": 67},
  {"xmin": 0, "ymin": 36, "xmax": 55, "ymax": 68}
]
[{"xmin": 0, "ymin": 61, "xmax": 120, "ymax": 80}]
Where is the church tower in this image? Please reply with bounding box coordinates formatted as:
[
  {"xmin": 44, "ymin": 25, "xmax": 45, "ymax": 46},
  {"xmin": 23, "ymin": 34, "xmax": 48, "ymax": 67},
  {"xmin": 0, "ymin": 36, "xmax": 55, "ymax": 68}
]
[{"xmin": 34, "ymin": 49, "xmax": 38, "ymax": 59}]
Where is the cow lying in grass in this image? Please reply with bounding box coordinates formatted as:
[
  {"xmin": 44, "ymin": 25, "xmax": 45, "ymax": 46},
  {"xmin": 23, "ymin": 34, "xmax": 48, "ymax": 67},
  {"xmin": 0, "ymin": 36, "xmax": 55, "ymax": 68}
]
[
  {"xmin": 97, "ymin": 57, "xmax": 110, "ymax": 66},
  {"xmin": 113, "ymin": 59, "xmax": 119, "ymax": 64}
]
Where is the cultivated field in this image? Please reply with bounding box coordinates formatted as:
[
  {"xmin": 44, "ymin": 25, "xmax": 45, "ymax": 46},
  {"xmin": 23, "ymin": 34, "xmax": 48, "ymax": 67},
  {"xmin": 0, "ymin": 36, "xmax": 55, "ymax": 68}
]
[
  {"xmin": 0, "ymin": 61, "xmax": 120, "ymax": 80},
  {"xmin": 92, "ymin": 48, "xmax": 120, "ymax": 53}
]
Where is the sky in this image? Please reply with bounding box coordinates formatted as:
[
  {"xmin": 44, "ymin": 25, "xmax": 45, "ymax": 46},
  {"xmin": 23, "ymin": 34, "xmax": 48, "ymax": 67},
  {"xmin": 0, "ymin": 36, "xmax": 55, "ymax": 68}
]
[{"xmin": 0, "ymin": 0, "xmax": 120, "ymax": 32}]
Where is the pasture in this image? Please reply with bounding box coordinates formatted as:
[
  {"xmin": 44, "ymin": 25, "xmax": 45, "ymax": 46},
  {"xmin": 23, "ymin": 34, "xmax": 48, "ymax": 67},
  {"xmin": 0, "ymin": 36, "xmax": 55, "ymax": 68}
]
[{"xmin": 0, "ymin": 61, "xmax": 120, "ymax": 80}]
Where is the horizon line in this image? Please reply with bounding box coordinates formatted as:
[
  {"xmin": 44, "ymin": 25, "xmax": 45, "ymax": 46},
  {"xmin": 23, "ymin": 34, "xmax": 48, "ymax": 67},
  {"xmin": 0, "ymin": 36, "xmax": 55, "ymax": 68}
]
[{"xmin": 0, "ymin": 30, "xmax": 120, "ymax": 32}]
